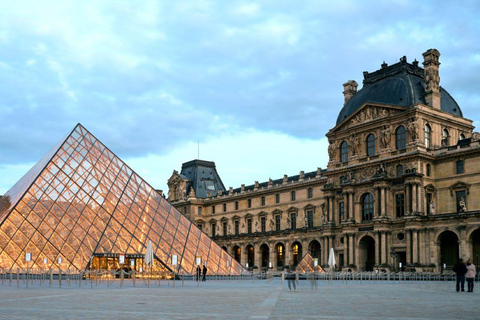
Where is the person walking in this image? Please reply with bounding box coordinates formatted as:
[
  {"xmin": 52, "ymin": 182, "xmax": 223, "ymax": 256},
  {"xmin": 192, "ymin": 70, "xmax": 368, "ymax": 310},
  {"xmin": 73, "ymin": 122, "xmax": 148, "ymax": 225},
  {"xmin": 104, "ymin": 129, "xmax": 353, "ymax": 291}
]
[
  {"xmin": 453, "ymin": 258, "xmax": 467, "ymax": 292},
  {"xmin": 196, "ymin": 265, "xmax": 201, "ymax": 282},
  {"xmin": 202, "ymin": 265, "xmax": 207, "ymax": 281},
  {"xmin": 466, "ymin": 259, "xmax": 476, "ymax": 292},
  {"xmin": 285, "ymin": 265, "xmax": 297, "ymax": 292}
]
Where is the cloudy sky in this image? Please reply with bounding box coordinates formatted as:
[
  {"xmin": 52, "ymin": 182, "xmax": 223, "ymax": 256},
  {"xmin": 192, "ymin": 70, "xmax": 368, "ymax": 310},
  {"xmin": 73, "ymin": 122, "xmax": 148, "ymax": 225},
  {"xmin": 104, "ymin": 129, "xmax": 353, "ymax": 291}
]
[{"xmin": 1, "ymin": 1, "xmax": 479, "ymax": 195}]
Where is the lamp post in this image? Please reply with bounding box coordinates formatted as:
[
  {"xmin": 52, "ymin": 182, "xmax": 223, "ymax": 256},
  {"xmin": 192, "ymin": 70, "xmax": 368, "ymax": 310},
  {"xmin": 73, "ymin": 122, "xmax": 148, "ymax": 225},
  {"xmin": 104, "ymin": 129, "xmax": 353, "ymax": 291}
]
[{"xmin": 390, "ymin": 248, "xmax": 396, "ymax": 272}]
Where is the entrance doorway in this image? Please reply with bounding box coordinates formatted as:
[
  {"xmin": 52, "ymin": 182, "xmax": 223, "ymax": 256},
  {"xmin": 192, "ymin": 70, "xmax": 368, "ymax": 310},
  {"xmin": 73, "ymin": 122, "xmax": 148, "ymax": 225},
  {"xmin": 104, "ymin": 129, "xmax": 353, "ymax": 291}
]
[
  {"xmin": 233, "ymin": 246, "xmax": 241, "ymax": 263},
  {"xmin": 439, "ymin": 231, "xmax": 459, "ymax": 268},
  {"xmin": 276, "ymin": 243, "xmax": 285, "ymax": 269},
  {"xmin": 292, "ymin": 242, "xmax": 302, "ymax": 267},
  {"xmin": 260, "ymin": 244, "xmax": 269, "ymax": 268},
  {"xmin": 359, "ymin": 236, "xmax": 375, "ymax": 271},
  {"xmin": 471, "ymin": 229, "xmax": 480, "ymax": 268},
  {"xmin": 309, "ymin": 240, "xmax": 321, "ymax": 262},
  {"xmin": 89, "ymin": 253, "xmax": 145, "ymax": 272},
  {"xmin": 246, "ymin": 245, "xmax": 254, "ymax": 268}
]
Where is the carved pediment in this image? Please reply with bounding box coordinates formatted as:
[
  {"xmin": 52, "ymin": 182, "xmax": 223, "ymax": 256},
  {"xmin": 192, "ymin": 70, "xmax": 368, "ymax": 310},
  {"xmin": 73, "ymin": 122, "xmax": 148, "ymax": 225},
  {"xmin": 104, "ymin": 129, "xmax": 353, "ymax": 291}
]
[
  {"xmin": 449, "ymin": 181, "xmax": 471, "ymax": 197},
  {"xmin": 334, "ymin": 103, "xmax": 404, "ymax": 132}
]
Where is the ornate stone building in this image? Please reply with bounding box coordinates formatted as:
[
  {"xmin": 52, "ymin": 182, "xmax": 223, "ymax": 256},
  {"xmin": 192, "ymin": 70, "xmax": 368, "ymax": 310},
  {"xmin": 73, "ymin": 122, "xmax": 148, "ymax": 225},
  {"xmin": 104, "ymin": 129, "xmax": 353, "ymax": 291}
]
[{"xmin": 168, "ymin": 49, "xmax": 480, "ymax": 271}]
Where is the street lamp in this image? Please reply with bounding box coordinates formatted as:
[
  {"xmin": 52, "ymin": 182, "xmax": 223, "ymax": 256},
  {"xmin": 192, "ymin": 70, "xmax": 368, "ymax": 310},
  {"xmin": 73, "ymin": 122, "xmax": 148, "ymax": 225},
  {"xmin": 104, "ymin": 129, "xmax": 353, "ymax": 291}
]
[{"xmin": 390, "ymin": 248, "xmax": 396, "ymax": 272}]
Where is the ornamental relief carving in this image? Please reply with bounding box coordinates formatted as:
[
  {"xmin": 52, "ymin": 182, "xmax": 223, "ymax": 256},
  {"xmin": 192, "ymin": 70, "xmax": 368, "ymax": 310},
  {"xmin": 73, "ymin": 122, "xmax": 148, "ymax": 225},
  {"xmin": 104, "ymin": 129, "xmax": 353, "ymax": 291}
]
[{"xmin": 349, "ymin": 106, "xmax": 397, "ymax": 127}]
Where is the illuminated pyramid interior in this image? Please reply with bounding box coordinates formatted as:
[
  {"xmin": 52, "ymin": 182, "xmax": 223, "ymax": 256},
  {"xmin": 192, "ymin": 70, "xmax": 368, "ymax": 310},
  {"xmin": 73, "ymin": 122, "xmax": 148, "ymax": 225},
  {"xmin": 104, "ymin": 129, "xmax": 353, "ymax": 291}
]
[
  {"xmin": 0, "ymin": 124, "xmax": 246, "ymax": 275},
  {"xmin": 294, "ymin": 253, "xmax": 325, "ymax": 273}
]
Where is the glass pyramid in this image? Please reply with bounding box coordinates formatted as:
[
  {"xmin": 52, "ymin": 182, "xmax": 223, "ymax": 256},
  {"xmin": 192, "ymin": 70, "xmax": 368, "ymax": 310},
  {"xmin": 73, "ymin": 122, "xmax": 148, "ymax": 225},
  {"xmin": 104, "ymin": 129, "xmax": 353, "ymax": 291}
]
[
  {"xmin": 294, "ymin": 253, "xmax": 325, "ymax": 273},
  {"xmin": 0, "ymin": 124, "xmax": 246, "ymax": 275}
]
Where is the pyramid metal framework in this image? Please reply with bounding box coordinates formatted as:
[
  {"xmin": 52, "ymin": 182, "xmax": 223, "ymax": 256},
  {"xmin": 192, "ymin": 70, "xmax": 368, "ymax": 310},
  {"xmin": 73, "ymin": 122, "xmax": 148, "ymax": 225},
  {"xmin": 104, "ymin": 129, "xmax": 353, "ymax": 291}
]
[
  {"xmin": 0, "ymin": 124, "xmax": 246, "ymax": 275},
  {"xmin": 294, "ymin": 253, "xmax": 325, "ymax": 273}
]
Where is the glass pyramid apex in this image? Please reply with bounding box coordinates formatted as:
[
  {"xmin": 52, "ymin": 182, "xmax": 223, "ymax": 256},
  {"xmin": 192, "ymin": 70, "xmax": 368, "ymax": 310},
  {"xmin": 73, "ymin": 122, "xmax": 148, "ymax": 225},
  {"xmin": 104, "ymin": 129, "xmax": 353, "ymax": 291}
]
[{"xmin": 0, "ymin": 124, "xmax": 246, "ymax": 275}]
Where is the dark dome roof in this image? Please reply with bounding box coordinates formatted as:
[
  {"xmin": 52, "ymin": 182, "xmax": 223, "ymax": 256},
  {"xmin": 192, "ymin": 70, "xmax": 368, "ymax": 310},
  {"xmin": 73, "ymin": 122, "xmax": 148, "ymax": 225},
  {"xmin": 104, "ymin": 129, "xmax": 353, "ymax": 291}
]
[{"xmin": 336, "ymin": 57, "xmax": 462, "ymax": 126}]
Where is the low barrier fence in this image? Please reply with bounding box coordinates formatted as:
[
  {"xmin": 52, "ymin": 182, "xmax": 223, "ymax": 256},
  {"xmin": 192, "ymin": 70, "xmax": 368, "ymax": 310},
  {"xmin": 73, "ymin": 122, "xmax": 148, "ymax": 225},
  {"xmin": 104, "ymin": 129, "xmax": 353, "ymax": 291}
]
[{"xmin": 0, "ymin": 268, "xmax": 478, "ymax": 289}]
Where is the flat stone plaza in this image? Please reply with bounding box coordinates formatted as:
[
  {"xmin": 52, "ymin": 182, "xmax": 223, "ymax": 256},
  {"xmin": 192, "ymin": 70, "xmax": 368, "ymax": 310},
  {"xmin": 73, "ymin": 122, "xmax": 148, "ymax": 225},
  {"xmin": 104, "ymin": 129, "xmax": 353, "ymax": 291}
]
[{"xmin": 0, "ymin": 277, "xmax": 478, "ymax": 319}]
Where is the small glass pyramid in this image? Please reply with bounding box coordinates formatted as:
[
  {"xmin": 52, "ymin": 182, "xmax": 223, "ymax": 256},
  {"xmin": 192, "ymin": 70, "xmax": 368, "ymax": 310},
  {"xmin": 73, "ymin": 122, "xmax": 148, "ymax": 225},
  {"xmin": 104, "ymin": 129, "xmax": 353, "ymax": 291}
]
[
  {"xmin": 294, "ymin": 253, "xmax": 325, "ymax": 273},
  {"xmin": 0, "ymin": 124, "xmax": 246, "ymax": 275}
]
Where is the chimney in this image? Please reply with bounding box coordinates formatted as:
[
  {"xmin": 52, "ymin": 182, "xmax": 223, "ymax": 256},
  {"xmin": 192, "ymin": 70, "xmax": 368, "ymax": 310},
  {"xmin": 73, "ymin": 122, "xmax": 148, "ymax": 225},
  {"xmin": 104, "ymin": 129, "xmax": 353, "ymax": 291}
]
[
  {"xmin": 422, "ymin": 49, "xmax": 441, "ymax": 109},
  {"xmin": 343, "ymin": 80, "xmax": 358, "ymax": 105}
]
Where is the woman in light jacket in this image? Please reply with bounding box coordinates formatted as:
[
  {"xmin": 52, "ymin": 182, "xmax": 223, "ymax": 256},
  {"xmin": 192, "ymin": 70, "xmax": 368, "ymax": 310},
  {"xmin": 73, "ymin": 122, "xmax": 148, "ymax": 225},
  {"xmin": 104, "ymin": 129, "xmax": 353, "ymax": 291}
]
[{"xmin": 466, "ymin": 259, "xmax": 476, "ymax": 292}]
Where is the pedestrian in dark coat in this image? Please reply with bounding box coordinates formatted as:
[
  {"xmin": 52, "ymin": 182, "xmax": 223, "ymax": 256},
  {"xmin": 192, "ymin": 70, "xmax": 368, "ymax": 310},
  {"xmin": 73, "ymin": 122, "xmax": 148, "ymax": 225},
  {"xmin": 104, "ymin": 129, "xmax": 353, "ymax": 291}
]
[
  {"xmin": 196, "ymin": 266, "xmax": 201, "ymax": 281},
  {"xmin": 202, "ymin": 265, "xmax": 207, "ymax": 281},
  {"xmin": 453, "ymin": 258, "xmax": 468, "ymax": 292}
]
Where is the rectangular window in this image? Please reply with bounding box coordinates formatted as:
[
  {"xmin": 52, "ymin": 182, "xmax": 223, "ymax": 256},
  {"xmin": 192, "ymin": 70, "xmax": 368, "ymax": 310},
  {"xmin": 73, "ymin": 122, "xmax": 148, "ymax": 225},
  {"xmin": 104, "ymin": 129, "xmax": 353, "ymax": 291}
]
[
  {"xmin": 248, "ymin": 199, "xmax": 252, "ymax": 208},
  {"xmin": 234, "ymin": 220, "xmax": 239, "ymax": 235},
  {"xmin": 456, "ymin": 160, "xmax": 465, "ymax": 174},
  {"xmin": 275, "ymin": 194, "xmax": 280, "ymax": 203},
  {"xmin": 212, "ymin": 205, "xmax": 215, "ymax": 214},
  {"xmin": 261, "ymin": 217, "xmax": 266, "ymax": 232},
  {"xmin": 307, "ymin": 210, "xmax": 314, "ymax": 228},
  {"xmin": 275, "ymin": 215, "xmax": 281, "ymax": 231},
  {"xmin": 198, "ymin": 207, "xmax": 202, "ymax": 215},
  {"xmin": 223, "ymin": 203, "xmax": 227, "ymax": 212},
  {"xmin": 290, "ymin": 212, "xmax": 296, "ymax": 230},
  {"xmin": 223, "ymin": 222, "xmax": 227, "ymax": 236},
  {"xmin": 396, "ymin": 194, "xmax": 405, "ymax": 217},
  {"xmin": 198, "ymin": 224, "xmax": 202, "ymax": 231},
  {"xmin": 247, "ymin": 218, "xmax": 252, "ymax": 234},
  {"xmin": 308, "ymin": 188, "xmax": 313, "ymax": 199},
  {"xmin": 291, "ymin": 191, "xmax": 296, "ymax": 201},
  {"xmin": 211, "ymin": 223, "xmax": 216, "ymax": 237},
  {"xmin": 261, "ymin": 196, "xmax": 265, "ymax": 206},
  {"xmin": 456, "ymin": 190, "xmax": 467, "ymax": 212},
  {"xmin": 338, "ymin": 202, "xmax": 344, "ymax": 222},
  {"xmin": 235, "ymin": 201, "xmax": 239, "ymax": 210}
]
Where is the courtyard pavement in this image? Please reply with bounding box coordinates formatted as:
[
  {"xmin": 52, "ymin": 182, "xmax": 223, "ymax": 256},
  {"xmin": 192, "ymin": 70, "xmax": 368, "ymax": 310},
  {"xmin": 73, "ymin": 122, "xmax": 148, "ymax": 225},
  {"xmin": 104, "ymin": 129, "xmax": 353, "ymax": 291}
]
[{"xmin": 0, "ymin": 277, "xmax": 478, "ymax": 319}]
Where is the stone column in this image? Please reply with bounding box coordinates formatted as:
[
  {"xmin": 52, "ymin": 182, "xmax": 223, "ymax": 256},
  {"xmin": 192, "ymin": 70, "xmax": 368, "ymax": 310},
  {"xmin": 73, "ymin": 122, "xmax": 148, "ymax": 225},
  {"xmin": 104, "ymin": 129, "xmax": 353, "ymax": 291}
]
[
  {"xmin": 412, "ymin": 184, "xmax": 417, "ymax": 213},
  {"xmin": 269, "ymin": 243, "xmax": 276, "ymax": 270},
  {"xmin": 381, "ymin": 188, "xmax": 386, "ymax": 216},
  {"xmin": 381, "ymin": 232, "xmax": 387, "ymax": 265},
  {"xmin": 406, "ymin": 231, "xmax": 412, "ymax": 265},
  {"xmin": 412, "ymin": 229, "xmax": 418, "ymax": 263},
  {"xmin": 285, "ymin": 241, "xmax": 292, "ymax": 267},
  {"xmin": 405, "ymin": 184, "xmax": 410, "ymax": 215},
  {"xmin": 349, "ymin": 234, "xmax": 355, "ymax": 267},
  {"xmin": 375, "ymin": 232, "xmax": 380, "ymax": 265},
  {"xmin": 254, "ymin": 244, "xmax": 261, "ymax": 269}
]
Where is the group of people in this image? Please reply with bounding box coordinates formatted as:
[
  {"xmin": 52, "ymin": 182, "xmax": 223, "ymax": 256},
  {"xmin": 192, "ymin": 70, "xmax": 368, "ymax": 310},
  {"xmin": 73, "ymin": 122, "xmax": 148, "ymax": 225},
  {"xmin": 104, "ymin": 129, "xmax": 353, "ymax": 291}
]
[
  {"xmin": 196, "ymin": 265, "xmax": 208, "ymax": 281},
  {"xmin": 453, "ymin": 258, "xmax": 476, "ymax": 292}
]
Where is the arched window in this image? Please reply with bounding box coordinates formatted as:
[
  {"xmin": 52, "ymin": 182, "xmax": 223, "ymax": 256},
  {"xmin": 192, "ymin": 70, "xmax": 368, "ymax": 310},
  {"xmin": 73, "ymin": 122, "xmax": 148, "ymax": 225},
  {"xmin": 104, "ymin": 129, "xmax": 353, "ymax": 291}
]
[
  {"xmin": 340, "ymin": 141, "xmax": 348, "ymax": 163},
  {"xmin": 367, "ymin": 134, "xmax": 376, "ymax": 157},
  {"xmin": 425, "ymin": 124, "xmax": 431, "ymax": 148},
  {"xmin": 442, "ymin": 129, "xmax": 449, "ymax": 146},
  {"xmin": 396, "ymin": 165, "xmax": 403, "ymax": 177},
  {"xmin": 361, "ymin": 193, "xmax": 374, "ymax": 221},
  {"xmin": 460, "ymin": 133, "xmax": 466, "ymax": 140},
  {"xmin": 396, "ymin": 126, "xmax": 406, "ymax": 150}
]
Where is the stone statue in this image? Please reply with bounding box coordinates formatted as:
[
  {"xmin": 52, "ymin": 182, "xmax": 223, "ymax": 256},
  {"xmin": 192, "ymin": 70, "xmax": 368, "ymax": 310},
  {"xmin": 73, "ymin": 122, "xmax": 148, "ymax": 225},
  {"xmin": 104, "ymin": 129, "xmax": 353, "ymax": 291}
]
[
  {"xmin": 349, "ymin": 134, "xmax": 359, "ymax": 155},
  {"xmin": 328, "ymin": 140, "xmax": 337, "ymax": 161},
  {"xmin": 380, "ymin": 125, "xmax": 391, "ymax": 149},
  {"xmin": 407, "ymin": 118, "xmax": 419, "ymax": 141},
  {"xmin": 459, "ymin": 197, "xmax": 467, "ymax": 213},
  {"xmin": 429, "ymin": 201, "xmax": 435, "ymax": 215},
  {"xmin": 472, "ymin": 132, "xmax": 480, "ymax": 141}
]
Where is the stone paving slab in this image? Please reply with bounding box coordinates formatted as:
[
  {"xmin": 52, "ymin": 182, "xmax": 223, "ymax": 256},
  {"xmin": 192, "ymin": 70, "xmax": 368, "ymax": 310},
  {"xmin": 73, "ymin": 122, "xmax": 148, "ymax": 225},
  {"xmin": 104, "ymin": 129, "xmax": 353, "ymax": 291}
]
[{"xmin": 0, "ymin": 278, "xmax": 478, "ymax": 319}]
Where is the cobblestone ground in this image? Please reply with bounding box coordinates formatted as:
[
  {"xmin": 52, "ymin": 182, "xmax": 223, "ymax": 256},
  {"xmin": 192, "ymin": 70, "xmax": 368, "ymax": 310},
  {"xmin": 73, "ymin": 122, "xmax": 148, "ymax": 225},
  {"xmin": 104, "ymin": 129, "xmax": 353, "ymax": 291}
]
[{"xmin": 0, "ymin": 277, "xmax": 478, "ymax": 319}]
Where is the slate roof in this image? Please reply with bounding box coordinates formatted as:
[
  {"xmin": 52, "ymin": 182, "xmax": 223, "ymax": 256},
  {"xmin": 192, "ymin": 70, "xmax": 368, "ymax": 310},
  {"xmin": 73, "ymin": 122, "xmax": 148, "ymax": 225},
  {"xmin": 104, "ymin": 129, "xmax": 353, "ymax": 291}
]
[
  {"xmin": 336, "ymin": 57, "xmax": 462, "ymax": 126},
  {"xmin": 180, "ymin": 160, "xmax": 227, "ymax": 198}
]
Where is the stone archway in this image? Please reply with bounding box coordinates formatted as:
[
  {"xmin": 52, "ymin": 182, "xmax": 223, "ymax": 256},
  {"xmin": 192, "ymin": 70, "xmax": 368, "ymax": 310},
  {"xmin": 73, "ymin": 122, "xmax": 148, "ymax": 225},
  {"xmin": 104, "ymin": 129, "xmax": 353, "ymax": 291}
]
[
  {"xmin": 291, "ymin": 241, "xmax": 303, "ymax": 267},
  {"xmin": 358, "ymin": 235, "xmax": 375, "ymax": 271},
  {"xmin": 275, "ymin": 243, "xmax": 285, "ymax": 268},
  {"xmin": 260, "ymin": 244, "xmax": 270, "ymax": 268},
  {"xmin": 439, "ymin": 231, "xmax": 459, "ymax": 268},
  {"xmin": 246, "ymin": 245, "xmax": 255, "ymax": 268},
  {"xmin": 471, "ymin": 228, "xmax": 480, "ymax": 268},
  {"xmin": 233, "ymin": 245, "xmax": 241, "ymax": 263},
  {"xmin": 309, "ymin": 240, "xmax": 321, "ymax": 262}
]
